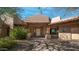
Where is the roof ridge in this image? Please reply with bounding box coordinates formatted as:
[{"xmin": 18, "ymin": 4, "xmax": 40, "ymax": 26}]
[
  {"xmin": 62, "ymin": 16, "xmax": 79, "ymax": 20},
  {"xmin": 24, "ymin": 15, "xmax": 50, "ymax": 23}
]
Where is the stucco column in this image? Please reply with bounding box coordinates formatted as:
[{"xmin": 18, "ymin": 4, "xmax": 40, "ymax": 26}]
[
  {"xmin": 45, "ymin": 26, "xmax": 51, "ymax": 39},
  {"xmin": 47, "ymin": 27, "xmax": 50, "ymax": 34}
]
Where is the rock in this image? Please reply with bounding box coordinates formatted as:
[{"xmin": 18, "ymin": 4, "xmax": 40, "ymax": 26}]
[
  {"xmin": 41, "ymin": 49, "xmax": 49, "ymax": 51},
  {"xmin": 48, "ymin": 46, "xmax": 54, "ymax": 51},
  {"xmin": 63, "ymin": 48, "xmax": 77, "ymax": 51},
  {"xmin": 53, "ymin": 48, "xmax": 58, "ymax": 51},
  {"xmin": 32, "ymin": 42, "xmax": 47, "ymax": 51},
  {"xmin": 40, "ymin": 46, "xmax": 48, "ymax": 51},
  {"xmin": 30, "ymin": 37, "xmax": 79, "ymax": 51},
  {"xmin": 48, "ymin": 43, "xmax": 55, "ymax": 46},
  {"xmin": 33, "ymin": 42, "xmax": 40, "ymax": 48},
  {"xmin": 32, "ymin": 46, "xmax": 43, "ymax": 51}
]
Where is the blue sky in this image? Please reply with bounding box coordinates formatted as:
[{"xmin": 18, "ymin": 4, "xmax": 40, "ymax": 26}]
[{"xmin": 17, "ymin": 7, "xmax": 79, "ymax": 20}]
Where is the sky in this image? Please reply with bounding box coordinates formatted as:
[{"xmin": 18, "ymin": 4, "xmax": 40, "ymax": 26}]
[{"xmin": 17, "ymin": 7, "xmax": 79, "ymax": 20}]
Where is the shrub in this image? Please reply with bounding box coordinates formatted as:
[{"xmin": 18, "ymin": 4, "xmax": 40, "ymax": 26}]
[
  {"xmin": 10, "ymin": 27, "xmax": 27, "ymax": 39},
  {"xmin": 0, "ymin": 37, "xmax": 17, "ymax": 49}
]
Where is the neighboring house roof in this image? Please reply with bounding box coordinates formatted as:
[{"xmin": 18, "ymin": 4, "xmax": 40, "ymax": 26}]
[
  {"xmin": 25, "ymin": 15, "xmax": 50, "ymax": 23},
  {"xmin": 61, "ymin": 16, "xmax": 79, "ymax": 23},
  {"xmin": 51, "ymin": 16, "xmax": 79, "ymax": 25}
]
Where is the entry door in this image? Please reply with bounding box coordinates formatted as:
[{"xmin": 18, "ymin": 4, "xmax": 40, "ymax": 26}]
[{"xmin": 36, "ymin": 28, "xmax": 41, "ymax": 36}]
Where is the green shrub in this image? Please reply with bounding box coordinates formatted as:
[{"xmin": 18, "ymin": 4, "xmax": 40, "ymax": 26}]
[
  {"xmin": 0, "ymin": 37, "xmax": 17, "ymax": 49},
  {"xmin": 10, "ymin": 27, "xmax": 27, "ymax": 39}
]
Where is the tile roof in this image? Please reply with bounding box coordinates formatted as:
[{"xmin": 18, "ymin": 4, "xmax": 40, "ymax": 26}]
[
  {"xmin": 51, "ymin": 16, "xmax": 79, "ymax": 25},
  {"xmin": 14, "ymin": 15, "xmax": 24, "ymax": 25},
  {"xmin": 25, "ymin": 15, "xmax": 50, "ymax": 23}
]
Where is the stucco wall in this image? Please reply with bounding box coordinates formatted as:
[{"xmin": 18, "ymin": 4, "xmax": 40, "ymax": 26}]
[
  {"xmin": 1, "ymin": 27, "xmax": 8, "ymax": 37},
  {"xmin": 0, "ymin": 26, "xmax": 8, "ymax": 37},
  {"xmin": 59, "ymin": 33, "xmax": 71, "ymax": 40},
  {"xmin": 1, "ymin": 14, "xmax": 14, "ymax": 29},
  {"xmin": 27, "ymin": 23, "xmax": 49, "ymax": 37},
  {"xmin": 59, "ymin": 27, "xmax": 79, "ymax": 41},
  {"xmin": 58, "ymin": 25, "xmax": 72, "ymax": 40},
  {"xmin": 0, "ymin": 19, "xmax": 8, "ymax": 37},
  {"xmin": 0, "ymin": 14, "xmax": 11, "ymax": 37},
  {"xmin": 0, "ymin": 20, "xmax": 3, "ymax": 36},
  {"xmin": 71, "ymin": 27, "xmax": 79, "ymax": 40},
  {"xmin": 0, "ymin": 28, "xmax": 2, "ymax": 37},
  {"xmin": 72, "ymin": 34, "xmax": 79, "ymax": 40}
]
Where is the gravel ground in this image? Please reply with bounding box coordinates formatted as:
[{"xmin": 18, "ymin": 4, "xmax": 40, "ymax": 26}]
[
  {"xmin": 10, "ymin": 37, "xmax": 79, "ymax": 51},
  {"xmin": 30, "ymin": 38, "xmax": 79, "ymax": 51}
]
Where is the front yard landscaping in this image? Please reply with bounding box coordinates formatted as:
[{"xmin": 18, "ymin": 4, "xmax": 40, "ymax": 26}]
[
  {"xmin": 0, "ymin": 27, "xmax": 79, "ymax": 51},
  {"xmin": 0, "ymin": 27, "xmax": 32, "ymax": 51},
  {"xmin": 0, "ymin": 37, "xmax": 17, "ymax": 51},
  {"xmin": 0, "ymin": 37, "xmax": 79, "ymax": 51}
]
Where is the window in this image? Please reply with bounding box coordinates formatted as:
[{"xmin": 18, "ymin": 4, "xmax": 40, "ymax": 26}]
[
  {"xmin": 52, "ymin": 29, "xmax": 56, "ymax": 33},
  {"xmin": 59, "ymin": 26, "xmax": 70, "ymax": 33},
  {"xmin": 50, "ymin": 28, "xmax": 58, "ymax": 34}
]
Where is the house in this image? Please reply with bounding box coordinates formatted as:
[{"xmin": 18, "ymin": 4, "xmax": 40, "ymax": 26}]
[
  {"xmin": 0, "ymin": 12, "xmax": 79, "ymax": 40},
  {"xmin": 0, "ymin": 13, "xmax": 24, "ymax": 37},
  {"xmin": 50, "ymin": 16, "xmax": 79, "ymax": 40},
  {"xmin": 24, "ymin": 15, "xmax": 50, "ymax": 37},
  {"xmin": 0, "ymin": 13, "xmax": 24, "ymax": 29},
  {"xmin": 0, "ymin": 18, "xmax": 9, "ymax": 37}
]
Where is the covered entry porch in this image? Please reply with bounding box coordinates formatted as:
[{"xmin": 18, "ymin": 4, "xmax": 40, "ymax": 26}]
[{"xmin": 26, "ymin": 23, "xmax": 49, "ymax": 37}]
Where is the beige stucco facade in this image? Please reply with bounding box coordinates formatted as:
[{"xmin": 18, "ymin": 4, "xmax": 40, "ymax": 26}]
[
  {"xmin": 59, "ymin": 33, "xmax": 72, "ymax": 40},
  {"xmin": 1, "ymin": 13, "xmax": 14, "ymax": 29},
  {"xmin": 71, "ymin": 27, "xmax": 79, "ymax": 40},
  {"xmin": 25, "ymin": 15, "xmax": 50, "ymax": 37},
  {"xmin": 58, "ymin": 23, "xmax": 79, "ymax": 41},
  {"xmin": 26, "ymin": 23, "xmax": 49, "ymax": 37},
  {"xmin": 0, "ymin": 13, "xmax": 24, "ymax": 37},
  {"xmin": 59, "ymin": 27, "xmax": 79, "ymax": 41},
  {"xmin": 50, "ymin": 16, "xmax": 79, "ymax": 41}
]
